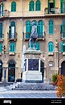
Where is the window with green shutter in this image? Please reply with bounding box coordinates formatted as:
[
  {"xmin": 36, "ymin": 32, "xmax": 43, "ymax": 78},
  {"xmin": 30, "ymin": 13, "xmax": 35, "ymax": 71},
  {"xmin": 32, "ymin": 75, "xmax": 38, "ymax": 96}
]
[
  {"xmin": 36, "ymin": 42, "xmax": 40, "ymax": 50},
  {"xmin": 9, "ymin": 21, "xmax": 16, "ymax": 39},
  {"xmin": 60, "ymin": 41, "xmax": 65, "ymax": 52},
  {"xmin": 60, "ymin": 20, "xmax": 65, "ymax": 38},
  {"xmin": 26, "ymin": 21, "xmax": 31, "ymax": 38},
  {"xmin": 49, "ymin": 20, "xmax": 54, "ymax": 34},
  {"xmin": 61, "ymin": 0, "xmax": 65, "ymax": 13},
  {"xmin": 11, "ymin": 1, "xmax": 16, "ymax": 12},
  {"xmin": 0, "ymin": 23, "xmax": 3, "ymax": 38},
  {"xmin": 60, "ymin": 42, "xmax": 63, "ymax": 52},
  {"xmin": 0, "ymin": 3, "xmax": 4, "ymax": 16},
  {"xmin": 0, "ymin": 43, "xmax": 2, "ymax": 53},
  {"xmin": 37, "ymin": 20, "xmax": 44, "ymax": 38},
  {"xmin": 36, "ymin": 0, "xmax": 41, "ymax": 11},
  {"xmin": 9, "ymin": 42, "xmax": 16, "ymax": 52},
  {"xmin": 48, "ymin": 0, "xmax": 55, "ymax": 14},
  {"xmin": 29, "ymin": 0, "xmax": 34, "ymax": 11},
  {"xmin": 48, "ymin": 42, "xmax": 54, "ymax": 52}
]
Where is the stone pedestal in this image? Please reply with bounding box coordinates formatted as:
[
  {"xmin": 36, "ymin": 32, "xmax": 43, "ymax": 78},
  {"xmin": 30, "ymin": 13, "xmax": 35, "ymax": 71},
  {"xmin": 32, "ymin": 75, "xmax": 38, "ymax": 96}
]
[{"xmin": 22, "ymin": 49, "xmax": 43, "ymax": 83}]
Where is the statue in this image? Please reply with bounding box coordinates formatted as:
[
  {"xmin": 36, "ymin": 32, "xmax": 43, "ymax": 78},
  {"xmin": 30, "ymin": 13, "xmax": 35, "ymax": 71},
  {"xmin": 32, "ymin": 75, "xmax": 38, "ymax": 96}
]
[{"xmin": 28, "ymin": 22, "xmax": 38, "ymax": 49}]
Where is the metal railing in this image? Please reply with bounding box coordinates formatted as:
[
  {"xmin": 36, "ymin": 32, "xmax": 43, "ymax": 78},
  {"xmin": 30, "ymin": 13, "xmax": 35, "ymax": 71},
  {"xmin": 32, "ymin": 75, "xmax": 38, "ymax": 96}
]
[{"xmin": 44, "ymin": 8, "xmax": 65, "ymax": 14}]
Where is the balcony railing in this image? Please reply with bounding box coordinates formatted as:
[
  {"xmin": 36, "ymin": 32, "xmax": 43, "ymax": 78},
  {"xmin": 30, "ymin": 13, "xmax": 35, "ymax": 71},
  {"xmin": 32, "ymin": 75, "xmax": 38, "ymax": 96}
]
[
  {"xmin": 60, "ymin": 33, "xmax": 65, "ymax": 40},
  {"xmin": 0, "ymin": 10, "xmax": 10, "ymax": 18},
  {"xmin": 0, "ymin": 34, "xmax": 4, "ymax": 42},
  {"xmin": 7, "ymin": 32, "xmax": 17, "ymax": 41},
  {"xmin": 44, "ymin": 8, "xmax": 65, "ymax": 15},
  {"xmin": 24, "ymin": 32, "xmax": 45, "ymax": 41}
]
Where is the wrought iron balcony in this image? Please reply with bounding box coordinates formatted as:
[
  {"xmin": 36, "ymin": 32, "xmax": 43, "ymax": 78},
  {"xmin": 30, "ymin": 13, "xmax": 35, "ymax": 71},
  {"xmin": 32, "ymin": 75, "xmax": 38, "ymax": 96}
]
[
  {"xmin": 0, "ymin": 10, "xmax": 10, "ymax": 18},
  {"xmin": 7, "ymin": 32, "xmax": 17, "ymax": 42},
  {"xmin": 44, "ymin": 7, "xmax": 65, "ymax": 16},
  {"xmin": 60, "ymin": 33, "xmax": 65, "ymax": 41},
  {"xmin": 0, "ymin": 34, "xmax": 4, "ymax": 42},
  {"xmin": 24, "ymin": 32, "xmax": 45, "ymax": 41}
]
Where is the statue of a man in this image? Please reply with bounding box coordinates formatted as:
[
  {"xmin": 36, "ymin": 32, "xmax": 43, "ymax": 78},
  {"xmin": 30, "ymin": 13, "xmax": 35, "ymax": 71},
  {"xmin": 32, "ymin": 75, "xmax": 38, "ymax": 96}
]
[{"xmin": 29, "ymin": 22, "xmax": 38, "ymax": 49}]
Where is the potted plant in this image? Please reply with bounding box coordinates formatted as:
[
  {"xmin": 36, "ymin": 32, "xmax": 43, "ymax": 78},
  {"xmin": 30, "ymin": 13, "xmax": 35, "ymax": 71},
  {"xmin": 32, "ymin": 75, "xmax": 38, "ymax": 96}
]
[{"xmin": 52, "ymin": 73, "xmax": 58, "ymax": 85}]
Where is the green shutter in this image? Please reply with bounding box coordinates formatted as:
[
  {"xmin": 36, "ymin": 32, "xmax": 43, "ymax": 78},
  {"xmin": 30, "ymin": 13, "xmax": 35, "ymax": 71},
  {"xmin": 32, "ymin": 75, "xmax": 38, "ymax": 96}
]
[
  {"xmin": 0, "ymin": 43, "xmax": 2, "ymax": 53},
  {"xmin": 2, "ymin": 3, "xmax": 4, "ymax": 16},
  {"xmin": 0, "ymin": 23, "xmax": 3, "ymax": 38},
  {"xmin": 10, "ymin": 42, "xmax": 15, "ymax": 52},
  {"xmin": 11, "ymin": 2, "xmax": 16, "ymax": 12},
  {"xmin": 60, "ymin": 42, "xmax": 63, "ymax": 52},
  {"xmin": 49, "ymin": 20, "xmax": 54, "ymax": 34},
  {"xmin": 37, "ymin": 20, "xmax": 43, "ymax": 37},
  {"xmin": 26, "ymin": 21, "xmax": 31, "ymax": 38},
  {"xmin": 36, "ymin": 42, "xmax": 40, "ymax": 50},
  {"xmin": 48, "ymin": 42, "xmax": 54, "ymax": 52},
  {"xmin": 36, "ymin": 0, "xmax": 41, "ymax": 11},
  {"xmin": 29, "ymin": 1, "xmax": 34, "ymax": 11},
  {"xmin": 60, "ymin": 25, "xmax": 62, "ymax": 33}
]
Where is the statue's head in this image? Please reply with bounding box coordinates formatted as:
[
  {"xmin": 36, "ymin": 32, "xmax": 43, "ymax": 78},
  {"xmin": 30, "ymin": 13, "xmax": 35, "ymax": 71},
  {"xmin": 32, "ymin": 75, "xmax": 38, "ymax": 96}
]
[{"xmin": 31, "ymin": 22, "xmax": 36, "ymax": 26}]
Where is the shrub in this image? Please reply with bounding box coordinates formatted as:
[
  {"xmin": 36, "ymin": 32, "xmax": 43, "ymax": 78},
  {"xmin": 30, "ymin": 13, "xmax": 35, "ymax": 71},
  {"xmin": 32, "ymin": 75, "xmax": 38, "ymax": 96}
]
[{"xmin": 52, "ymin": 73, "xmax": 58, "ymax": 83}]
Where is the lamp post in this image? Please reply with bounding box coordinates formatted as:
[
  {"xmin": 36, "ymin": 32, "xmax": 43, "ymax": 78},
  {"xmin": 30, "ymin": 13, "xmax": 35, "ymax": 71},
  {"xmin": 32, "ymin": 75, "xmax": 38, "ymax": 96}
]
[{"xmin": 2, "ymin": 45, "xmax": 7, "ymax": 86}]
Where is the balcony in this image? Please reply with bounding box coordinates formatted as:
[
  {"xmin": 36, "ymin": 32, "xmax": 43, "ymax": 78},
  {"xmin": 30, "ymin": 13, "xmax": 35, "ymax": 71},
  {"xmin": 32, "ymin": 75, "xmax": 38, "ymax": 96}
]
[
  {"xmin": 60, "ymin": 33, "xmax": 65, "ymax": 41},
  {"xmin": 9, "ymin": 52, "xmax": 15, "ymax": 56},
  {"xmin": 7, "ymin": 32, "xmax": 17, "ymax": 42},
  {"xmin": 44, "ymin": 7, "xmax": 65, "ymax": 17},
  {"xmin": 24, "ymin": 33, "xmax": 45, "ymax": 41},
  {"xmin": 0, "ymin": 34, "xmax": 4, "ymax": 42},
  {"xmin": 0, "ymin": 10, "xmax": 10, "ymax": 18}
]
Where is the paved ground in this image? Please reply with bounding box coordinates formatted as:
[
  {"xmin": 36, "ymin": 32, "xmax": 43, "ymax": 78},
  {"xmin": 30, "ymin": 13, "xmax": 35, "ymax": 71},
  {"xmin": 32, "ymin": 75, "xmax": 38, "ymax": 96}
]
[{"xmin": 0, "ymin": 86, "xmax": 57, "ymax": 98}]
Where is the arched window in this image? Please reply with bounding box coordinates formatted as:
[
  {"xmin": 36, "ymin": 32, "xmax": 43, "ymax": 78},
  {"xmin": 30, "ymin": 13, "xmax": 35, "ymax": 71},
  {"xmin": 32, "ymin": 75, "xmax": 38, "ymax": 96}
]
[
  {"xmin": 11, "ymin": 1, "xmax": 16, "ymax": 12},
  {"xmin": 0, "ymin": 23, "xmax": 3, "ymax": 38},
  {"xmin": 29, "ymin": 0, "xmax": 34, "ymax": 11},
  {"xmin": 36, "ymin": 0, "xmax": 41, "ymax": 11},
  {"xmin": 60, "ymin": 20, "xmax": 65, "ymax": 38},
  {"xmin": 49, "ymin": 20, "xmax": 54, "ymax": 34},
  {"xmin": 0, "ymin": 3, "xmax": 4, "ymax": 16},
  {"xmin": 26, "ymin": 20, "xmax": 31, "ymax": 38},
  {"xmin": 37, "ymin": 20, "xmax": 44, "ymax": 38},
  {"xmin": 0, "ymin": 43, "xmax": 2, "ymax": 53},
  {"xmin": 61, "ymin": 0, "xmax": 65, "ymax": 13},
  {"xmin": 9, "ymin": 42, "xmax": 16, "ymax": 53},
  {"xmin": 48, "ymin": 42, "xmax": 54, "ymax": 52},
  {"xmin": 8, "ymin": 60, "xmax": 16, "ymax": 82},
  {"xmin": 9, "ymin": 21, "xmax": 16, "ymax": 39},
  {"xmin": 0, "ymin": 60, "xmax": 3, "ymax": 81},
  {"xmin": 60, "ymin": 42, "xmax": 65, "ymax": 52}
]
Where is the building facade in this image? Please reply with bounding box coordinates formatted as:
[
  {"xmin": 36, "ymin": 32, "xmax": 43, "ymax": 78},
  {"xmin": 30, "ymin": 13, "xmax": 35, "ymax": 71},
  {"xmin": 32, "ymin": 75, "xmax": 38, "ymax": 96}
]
[{"xmin": 0, "ymin": 0, "xmax": 65, "ymax": 83}]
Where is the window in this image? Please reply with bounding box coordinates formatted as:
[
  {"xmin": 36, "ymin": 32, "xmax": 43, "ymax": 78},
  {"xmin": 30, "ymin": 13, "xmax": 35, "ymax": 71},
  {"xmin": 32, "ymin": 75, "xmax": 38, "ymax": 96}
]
[
  {"xmin": 61, "ymin": 0, "xmax": 65, "ymax": 13},
  {"xmin": 37, "ymin": 20, "xmax": 44, "ymax": 38},
  {"xmin": 9, "ymin": 42, "xmax": 16, "ymax": 52},
  {"xmin": 60, "ymin": 20, "xmax": 65, "ymax": 38},
  {"xmin": 28, "ymin": 41, "xmax": 40, "ymax": 50},
  {"xmin": 0, "ymin": 43, "xmax": 2, "ymax": 53},
  {"xmin": 48, "ymin": 42, "xmax": 54, "ymax": 52},
  {"xmin": 0, "ymin": 23, "xmax": 3, "ymax": 38},
  {"xmin": 0, "ymin": 3, "xmax": 4, "ymax": 16},
  {"xmin": 29, "ymin": 0, "xmax": 34, "ymax": 11},
  {"xmin": 9, "ymin": 21, "xmax": 16, "ymax": 39},
  {"xmin": 11, "ymin": 1, "xmax": 16, "ymax": 12},
  {"xmin": 48, "ymin": 0, "xmax": 55, "ymax": 14},
  {"xmin": 60, "ymin": 42, "xmax": 65, "ymax": 52},
  {"xmin": 26, "ymin": 21, "xmax": 31, "ymax": 38},
  {"xmin": 36, "ymin": 0, "xmax": 41, "ymax": 11},
  {"xmin": 49, "ymin": 20, "xmax": 54, "ymax": 34}
]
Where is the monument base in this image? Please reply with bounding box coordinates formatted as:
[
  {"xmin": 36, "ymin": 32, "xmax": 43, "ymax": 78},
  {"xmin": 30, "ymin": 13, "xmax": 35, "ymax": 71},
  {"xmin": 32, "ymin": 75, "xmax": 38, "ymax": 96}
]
[{"xmin": 22, "ymin": 71, "xmax": 43, "ymax": 83}]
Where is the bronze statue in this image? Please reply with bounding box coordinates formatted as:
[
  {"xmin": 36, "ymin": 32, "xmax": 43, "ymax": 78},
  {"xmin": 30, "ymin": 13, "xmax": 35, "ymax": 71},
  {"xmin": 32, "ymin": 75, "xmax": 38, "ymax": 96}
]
[{"xmin": 29, "ymin": 22, "xmax": 38, "ymax": 49}]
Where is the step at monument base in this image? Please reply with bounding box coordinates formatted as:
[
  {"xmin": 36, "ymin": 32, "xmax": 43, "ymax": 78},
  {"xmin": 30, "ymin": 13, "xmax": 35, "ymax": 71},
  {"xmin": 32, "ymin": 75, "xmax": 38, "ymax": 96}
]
[{"xmin": 22, "ymin": 71, "xmax": 42, "ymax": 83}]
